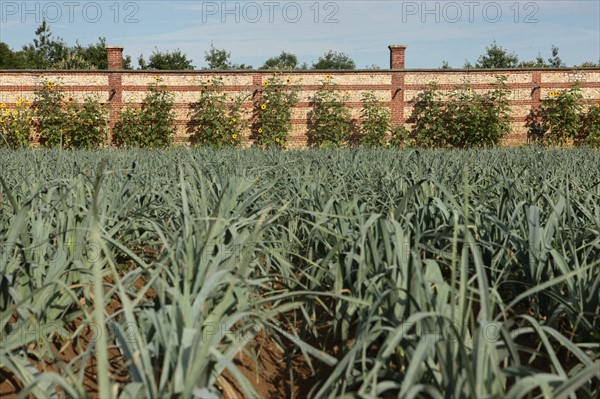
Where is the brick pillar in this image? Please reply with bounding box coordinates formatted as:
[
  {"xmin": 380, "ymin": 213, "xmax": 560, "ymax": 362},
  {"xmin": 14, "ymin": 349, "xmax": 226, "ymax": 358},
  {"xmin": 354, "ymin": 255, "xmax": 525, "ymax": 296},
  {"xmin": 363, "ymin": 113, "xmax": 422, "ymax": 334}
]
[
  {"xmin": 251, "ymin": 74, "xmax": 263, "ymax": 147},
  {"xmin": 389, "ymin": 45, "xmax": 407, "ymax": 69},
  {"xmin": 106, "ymin": 46, "xmax": 123, "ymax": 145},
  {"xmin": 526, "ymin": 71, "xmax": 542, "ymax": 143},
  {"xmin": 107, "ymin": 46, "xmax": 124, "ymax": 70},
  {"xmin": 389, "ymin": 45, "xmax": 407, "ymax": 130}
]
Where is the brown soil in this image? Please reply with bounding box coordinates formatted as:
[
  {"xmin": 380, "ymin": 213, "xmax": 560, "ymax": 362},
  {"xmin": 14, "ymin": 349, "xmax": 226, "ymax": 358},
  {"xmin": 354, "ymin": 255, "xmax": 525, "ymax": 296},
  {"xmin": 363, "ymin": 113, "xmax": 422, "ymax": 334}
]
[{"xmin": 0, "ymin": 275, "xmax": 148, "ymax": 398}]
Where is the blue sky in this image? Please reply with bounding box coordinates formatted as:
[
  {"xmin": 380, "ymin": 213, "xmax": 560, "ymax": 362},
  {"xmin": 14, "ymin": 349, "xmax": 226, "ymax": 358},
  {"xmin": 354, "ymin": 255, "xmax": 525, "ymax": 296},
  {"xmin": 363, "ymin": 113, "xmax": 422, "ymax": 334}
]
[{"xmin": 1, "ymin": 1, "xmax": 599, "ymax": 68}]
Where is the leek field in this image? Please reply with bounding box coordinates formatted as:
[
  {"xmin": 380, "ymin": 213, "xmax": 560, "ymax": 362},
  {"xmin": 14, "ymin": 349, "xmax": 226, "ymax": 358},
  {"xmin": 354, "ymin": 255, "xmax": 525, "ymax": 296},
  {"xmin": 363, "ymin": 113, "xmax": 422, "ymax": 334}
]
[{"xmin": 1, "ymin": 148, "xmax": 599, "ymax": 398}]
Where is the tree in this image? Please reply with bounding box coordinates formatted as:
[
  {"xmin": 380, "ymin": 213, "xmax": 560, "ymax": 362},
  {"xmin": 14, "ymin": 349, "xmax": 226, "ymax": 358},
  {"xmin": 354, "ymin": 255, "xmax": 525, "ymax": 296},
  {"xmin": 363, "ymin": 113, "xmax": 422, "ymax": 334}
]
[
  {"xmin": 5, "ymin": 22, "xmax": 132, "ymax": 70},
  {"xmin": 575, "ymin": 61, "xmax": 600, "ymax": 68},
  {"xmin": 0, "ymin": 42, "xmax": 27, "ymax": 69},
  {"xmin": 261, "ymin": 51, "xmax": 298, "ymax": 70},
  {"xmin": 203, "ymin": 43, "xmax": 252, "ymax": 70},
  {"xmin": 20, "ymin": 20, "xmax": 69, "ymax": 68},
  {"xmin": 518, "ymin": 45, "xmax": 565, "ymax": 68},
  {"xmin": 546, "ymin": 45, "xmax": 565, "ymax": 68},
  {"xmin": 312, "ymin": 50, "xmax": 355, "ymax": 69},
  {"xmin": 204, "ymin": 44, "xmax": 231, "ymax": 69},
  {"xmin": 465, "ymin": 40, "xmax": 519, "ymax": 68},
  {"xmin": 138, "ymin": 48, "xmax": 194, "ymax": 70}
]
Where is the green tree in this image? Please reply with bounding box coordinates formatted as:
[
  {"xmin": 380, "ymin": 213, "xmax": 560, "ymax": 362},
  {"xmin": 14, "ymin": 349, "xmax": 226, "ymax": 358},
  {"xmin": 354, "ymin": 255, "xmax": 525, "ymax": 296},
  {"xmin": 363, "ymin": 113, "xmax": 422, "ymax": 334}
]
[
  {"xmin": 204, "ymin": 43, "xmax": 252, "ymax": 70},
  {"xmin": 312, "ymin": 50, "xmax": 355, "ymax": 69},
  {"xmin": 261, "ymin": 51, "xmax": 298, "ymax": 70},
  {"xmin": 0, "ymin": 42, "xmax": 27, "ymax": 69},
  {"xmin": 518, "ymin": 45, "xmax": 565, "ymax": 68},
  {"xmin": 465, "ymin": 40, "xmax": 519, "ymax": 68},
  {"xmin": 20, "ymin": 20, "xmax": 69, "ymax": 68},
  {"xmin": 138, "ymin": 48, "xmax": 194, "ymax": 70},
  {"xmin": 575, "ymin": 61, "xmax": 600, "ymax": 67}
]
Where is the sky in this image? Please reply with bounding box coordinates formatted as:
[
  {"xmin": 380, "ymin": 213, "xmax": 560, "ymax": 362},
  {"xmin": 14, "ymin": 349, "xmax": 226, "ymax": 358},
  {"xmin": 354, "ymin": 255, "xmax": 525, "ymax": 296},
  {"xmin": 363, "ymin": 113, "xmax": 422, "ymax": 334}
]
[{"xmin": 0, "ymin": 0, "xmax": 599, "ymax": 69}]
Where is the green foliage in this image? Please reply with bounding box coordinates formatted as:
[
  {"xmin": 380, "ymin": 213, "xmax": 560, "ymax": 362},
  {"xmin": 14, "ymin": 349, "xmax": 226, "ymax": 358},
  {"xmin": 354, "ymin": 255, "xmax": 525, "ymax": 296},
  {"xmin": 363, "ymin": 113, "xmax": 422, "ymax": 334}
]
[
  {"xmin": 575, "ymin": 61, "xmax": 600, "ymax": 68},
  {"xmin": 0, "ymin": 42, "xmax": 28, "ymax": 69},
  {"xmin": 261, "ymin": 51, "xmax": 299, "ymax": 70},
  {"xmin": 20, "ymin": 20, "xmax": 69, "ymax": 69},
  {"xmin": 408, "ymin": 77, "xmax": 511, "ymax": 148},
  {"xmin": 203, "ymin": 43, "xmax": 252, "ymax": 70},
  {"xmin": 64, "ymin": 96, "xmax": 110, "ymax": 148},
  {"xmin": 32, "ymin": 79, "xmax": 109, "ymax": 148},
  {"xmin": 358, "ymin": 91, "xmax": 391, "ymax": 147},
  {"xmin": 518, "ymin": 45, "xmax": 565, "ymax": 68},
  {"xmin": 188, "ymin": 77, "xmax": 245, "ymax": 147},
  {"xmin": 1, "ymin": 148, "xmax": 599, "ymax": 398},
  {"xmin": 468, "ymin": 40, "xmax": 518, "ymax": 68},
  {"xmin": 528, "ymin": 85, "xmax": 584, "ymax": 146},
  {"xmin": 33, "ymin": 79, "xmax": 70, "ymax": 147},
  {"xmin": 1, "ymin": 24, "xmax": 131, "ymax": 70},
  {"xmin": 307, "ymin": 76, "xmax": 354, "ymax": 147},
  {"xmin": 312, "ymin": 50, "xmax": 356, "ymax": 69},
  {"xmin": 388, "ymin": 125, "xmax": 412, "ymax": 147},
  {"xmin": 138, "ymin": 48, "xmax": 194, "ymax": 70},
  {"xmin": 252, "ymin": 73, "xmax": 299, "ymax": 148},
  {"xmin": 113, "ymin": 78, "xmax": 176, "ymax": 148},
  {"xmin": 0, "ymin": 98, "xmax": 34, "ymax": 148},
  {"xmin": 582, "ymin": 103, "xmax": 600, "ymax": 147}
]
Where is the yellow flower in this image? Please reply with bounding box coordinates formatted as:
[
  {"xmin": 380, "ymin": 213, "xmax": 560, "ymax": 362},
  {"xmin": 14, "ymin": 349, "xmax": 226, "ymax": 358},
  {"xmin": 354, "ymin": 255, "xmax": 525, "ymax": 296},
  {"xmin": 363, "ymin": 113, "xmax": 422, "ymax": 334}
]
[
  {"xmin": 68, "ymin": 97, "xmax": 74, "ymax": 102},
  {"xmin": 263, "ymin": 81, "xmax": 269, "ymax": 87},
  {"xmin": 261, "ymin": 104, "xmax": 267, "ymax": 110},
  {"xmin": 16, "ymin": 98, "xmax": 23, "ymax": 107},
  {"xmin": 467, "ymin": 87, "xmax": 472, "ymax": 92},
  {"xmin": 275, "ymin": 137, "xmax": 280, "ymax": 143},
  {"xmin": 595, "ymin": 103, "xmax": 599, "ymax": 108},
  {"xmin": 232, "ymin": 133, "xmax": 238, "ymax": 139},
  {"xmin": 0, "ymin": 103, "xmax": 6, "ymax": 108},
  {"xmin": 12, "ymin": 110, "xmax": 18, "ymax": 116},
  {"xmin": 325, "ymin": 74, "xmax": 332, "ymax": 79},
  {"xmin": 258, "ymin": 127, "xmax": 263, "ymax": 133},
  {"xmin": 206, "ymin": 79, "xmax": 212, "ymax": 84},
  {"xmin": 154, "ymin": 76, "xmax": 162, "ymax": 82},
  {"xmin": 0, "ymin": 118, "xmax": 3, "ymax": 123},
  {"xmin": 549, "ymin": 91, "xmax": 555, "ymax": 97},
  {"xmin": 286, "ymin": 77, "xmax": 291, "ymax": 84}
]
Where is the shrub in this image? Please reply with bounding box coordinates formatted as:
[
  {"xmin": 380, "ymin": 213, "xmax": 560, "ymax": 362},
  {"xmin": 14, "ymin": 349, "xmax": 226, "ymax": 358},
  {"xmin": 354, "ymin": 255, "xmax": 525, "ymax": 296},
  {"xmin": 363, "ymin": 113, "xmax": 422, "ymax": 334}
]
[
  {"xmin": 34, "ymin": 79, "xmax": 70, "ymax": 147},
  {"xmin": 388, "ymin": 125, "xmax": 412, "ymax": 148},
  {"xmin": 359, "ymin": 91, "xmax": 391, "ymax": 147},
  {"xmin": 32, "ymin": 79, "xmax": 109, "ymax": 149},
  {"xmin": 252, "ymin": 73, "xmax": 299, "ymax": 148},
  {"xmin": 0, "ymin": 98, "xmax": 34, "ymax": 149},
  {"xmin": 409, "ymin": 76, "xmax": 511, "ymax": 148},
  {"xmin": 582, "ymin": 103, "xmax": 600, "ymax": 147},
  {"xmin": 188, "ymin": 77, "xmax": 245, "ymax": 147},
  {"xmin": 64, "ymin": 96, "xmax": 109, "ymax": 149},
  {"xmin": 527, "ymin": 85, "xmax": 584, "ymax": 146},
  {"xmin": 307, "ymin": 75, "xmax": 354, "ymax": 148},
  {"xmin": 113, "ymin": 77, "xmax": 175, "ymax": 148}
]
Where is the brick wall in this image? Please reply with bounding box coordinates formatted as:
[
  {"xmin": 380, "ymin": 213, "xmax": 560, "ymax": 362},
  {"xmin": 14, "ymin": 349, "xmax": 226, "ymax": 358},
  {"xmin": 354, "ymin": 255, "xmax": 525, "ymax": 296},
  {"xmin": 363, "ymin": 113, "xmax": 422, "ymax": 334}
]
[{"xmin": 0, "ymin": 45, "xmax": 598, "ymax": 147}]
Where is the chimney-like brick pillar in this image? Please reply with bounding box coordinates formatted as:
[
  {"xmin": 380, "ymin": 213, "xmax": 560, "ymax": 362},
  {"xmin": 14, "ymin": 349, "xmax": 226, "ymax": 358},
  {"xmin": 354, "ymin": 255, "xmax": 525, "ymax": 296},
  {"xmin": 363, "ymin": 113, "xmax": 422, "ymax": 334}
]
[
  {"xmin": 106, "ymin": 46, "xmax": 124, "ymax": 145},
  {"xmin": 389, "ymin": 45, "xmax": 407, "ymax": 133},
  {"xmin": 106, "ymin": 46, "xmax": 124, "ymax": 70},
  {"xmin": 388, "ymin": 45, "xmax": 407, "ymax": 69}
]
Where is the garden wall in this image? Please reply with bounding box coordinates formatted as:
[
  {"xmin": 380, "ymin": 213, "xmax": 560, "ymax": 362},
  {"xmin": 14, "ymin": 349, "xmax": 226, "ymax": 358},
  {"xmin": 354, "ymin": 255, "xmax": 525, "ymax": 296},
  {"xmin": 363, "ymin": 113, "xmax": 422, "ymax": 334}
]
[{"xmin": 1, "ymin": 45, "xmax": 599, "ymax": 147}]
